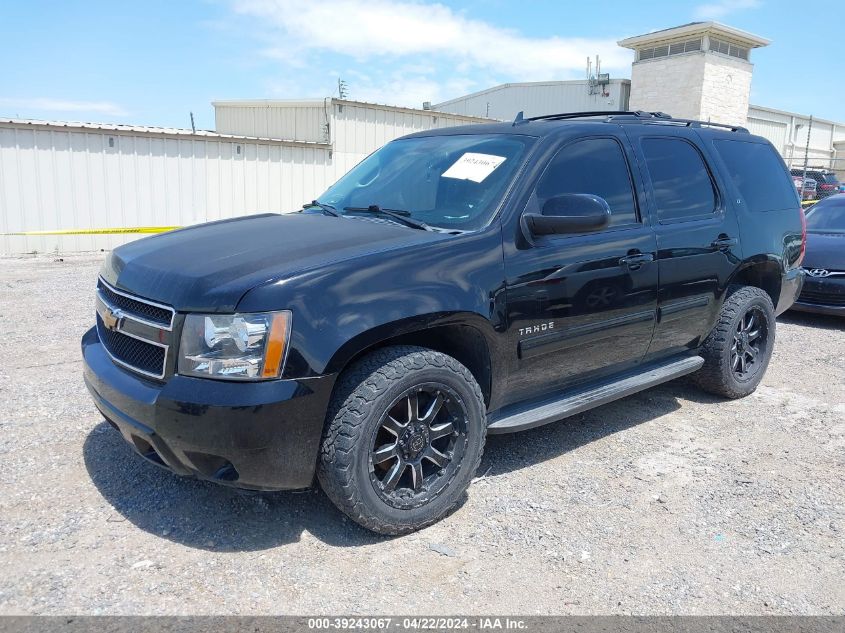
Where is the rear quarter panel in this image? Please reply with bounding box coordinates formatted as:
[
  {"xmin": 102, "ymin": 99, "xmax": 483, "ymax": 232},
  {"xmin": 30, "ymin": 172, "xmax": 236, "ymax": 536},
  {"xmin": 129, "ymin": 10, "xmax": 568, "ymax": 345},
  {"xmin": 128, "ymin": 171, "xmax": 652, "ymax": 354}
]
[
  {"xmin": 700, "ymin": 131, "xmax": 803, "ymax": 268},
  {"xmin": 697, "ymin": 131, "xmax": 804, "ymax": 312}
]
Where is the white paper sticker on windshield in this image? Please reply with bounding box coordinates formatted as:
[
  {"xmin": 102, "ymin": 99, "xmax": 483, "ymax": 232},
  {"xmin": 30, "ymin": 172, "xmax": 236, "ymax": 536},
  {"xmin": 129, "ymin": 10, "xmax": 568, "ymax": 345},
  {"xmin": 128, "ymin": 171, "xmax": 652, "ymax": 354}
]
[{"xmin": 442, "ymin": 153, "xmax": 506, "ymax": 183}]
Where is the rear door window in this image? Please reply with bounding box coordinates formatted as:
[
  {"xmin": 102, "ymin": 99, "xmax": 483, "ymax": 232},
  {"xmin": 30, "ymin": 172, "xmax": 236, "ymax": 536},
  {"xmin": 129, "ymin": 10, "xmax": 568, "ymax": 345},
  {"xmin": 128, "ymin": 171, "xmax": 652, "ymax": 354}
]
[
  {"xmin": 714, "ymin": 140, "xmax": 798, "ymax": 212},
  {"xmin": 640, "ymin": 137, "xmax": 717, "ymax": 222}
]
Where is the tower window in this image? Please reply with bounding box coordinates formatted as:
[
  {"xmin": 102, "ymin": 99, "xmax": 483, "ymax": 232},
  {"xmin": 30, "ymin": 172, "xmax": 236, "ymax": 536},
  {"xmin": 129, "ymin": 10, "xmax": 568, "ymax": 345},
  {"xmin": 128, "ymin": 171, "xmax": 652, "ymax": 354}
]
[
  {"xmin": 637, "ymin": 38, "xmax": 703, "ymax": 61},
  {"xmin": 710, "ymin": 38, "xmax": 750, "ymax": 60}
]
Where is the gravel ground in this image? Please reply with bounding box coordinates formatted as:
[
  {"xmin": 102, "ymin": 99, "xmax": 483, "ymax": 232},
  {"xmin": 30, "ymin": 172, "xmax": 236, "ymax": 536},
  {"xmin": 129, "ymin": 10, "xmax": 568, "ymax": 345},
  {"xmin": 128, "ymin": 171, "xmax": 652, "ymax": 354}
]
[{"xmin": 0, "ymin": 254, "xmax": 843, "ymax": 615}]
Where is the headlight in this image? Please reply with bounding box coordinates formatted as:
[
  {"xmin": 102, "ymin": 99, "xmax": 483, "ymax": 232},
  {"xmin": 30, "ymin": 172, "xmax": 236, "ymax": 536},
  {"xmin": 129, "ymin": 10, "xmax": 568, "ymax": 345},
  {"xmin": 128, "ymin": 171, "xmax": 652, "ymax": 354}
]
[{"xmin": 178, "ymin": 311, "xmax": 291, "ymax": 380}]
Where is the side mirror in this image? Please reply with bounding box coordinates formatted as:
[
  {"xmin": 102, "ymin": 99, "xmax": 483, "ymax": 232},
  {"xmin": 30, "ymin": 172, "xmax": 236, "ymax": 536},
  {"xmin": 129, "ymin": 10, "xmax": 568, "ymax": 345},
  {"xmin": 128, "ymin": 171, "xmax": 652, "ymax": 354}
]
[{"xmin": 524, "ymin": 194, "xmax": 611, "ymax": 236}]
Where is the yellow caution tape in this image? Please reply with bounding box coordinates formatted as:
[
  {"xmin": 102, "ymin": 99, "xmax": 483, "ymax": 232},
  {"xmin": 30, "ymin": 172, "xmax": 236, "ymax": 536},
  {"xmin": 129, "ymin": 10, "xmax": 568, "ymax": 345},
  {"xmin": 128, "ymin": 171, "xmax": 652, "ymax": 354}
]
[
  {"xmin": 2, "ymin": 226, "xmax": 181, "ymax": 236},
  {"xmin": 801, "ymin": 200, "xmax": 818, "ymax": 207}
]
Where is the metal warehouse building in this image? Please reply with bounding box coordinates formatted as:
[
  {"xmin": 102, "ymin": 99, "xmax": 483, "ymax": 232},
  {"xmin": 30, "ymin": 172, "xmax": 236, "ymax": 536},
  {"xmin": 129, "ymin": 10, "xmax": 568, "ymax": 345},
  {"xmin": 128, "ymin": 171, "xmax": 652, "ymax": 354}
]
[
  {"xmin": 213, "ymin": 98, "xmax": 485, "ymax": 181},
  {"xmin": 432, "ymin": 79, "xmax": 631, "ymax": 121},
  {"xmin": 2, "ymin": 20, "xmax": 844, "ymax": 257},
  {"xmin": 434, "ymin": 22, "xmax": 845, "ymax": 178},
  {"xmin": 0, "ymin": 100, "xmax": 485, "ymax": 255},
  {"xmin": 0, "ymin": 119, "xmax": 330, "ymax": 255},
  {"xmin": 745, "ymin": 106, "xmax": 845, "ymax": 172}
]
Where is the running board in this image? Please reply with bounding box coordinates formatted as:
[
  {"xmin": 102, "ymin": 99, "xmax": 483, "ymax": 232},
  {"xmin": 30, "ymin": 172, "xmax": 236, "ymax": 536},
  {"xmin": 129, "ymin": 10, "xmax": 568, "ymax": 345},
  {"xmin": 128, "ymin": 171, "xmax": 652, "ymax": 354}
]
[{"xmin": 486, "ymin": 355, "xmax": 704, "ymax": 434}]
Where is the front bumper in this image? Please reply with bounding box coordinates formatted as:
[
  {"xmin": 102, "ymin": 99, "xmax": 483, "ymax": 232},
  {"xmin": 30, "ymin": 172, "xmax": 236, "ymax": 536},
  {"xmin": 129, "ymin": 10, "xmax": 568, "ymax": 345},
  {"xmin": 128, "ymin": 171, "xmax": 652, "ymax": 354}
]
[
  {"xmin": 790, "ymin": 275, "xmax": 845, "ymax": 317},
  {"xmin": 82, "ymin": 326, "xmax": 336, "ymax": 490}
]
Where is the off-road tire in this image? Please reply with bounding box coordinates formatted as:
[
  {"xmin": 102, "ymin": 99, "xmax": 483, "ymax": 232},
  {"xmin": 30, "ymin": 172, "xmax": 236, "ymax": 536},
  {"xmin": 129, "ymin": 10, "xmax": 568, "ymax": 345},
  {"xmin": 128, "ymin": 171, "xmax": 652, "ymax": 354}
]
[
  {"xmin": 317, "ymin": 346, "xmax": 486, "ymax": 535},
  {"xmin": 693, "ymin": 285, "xmax": 776, "ymax": 399}
]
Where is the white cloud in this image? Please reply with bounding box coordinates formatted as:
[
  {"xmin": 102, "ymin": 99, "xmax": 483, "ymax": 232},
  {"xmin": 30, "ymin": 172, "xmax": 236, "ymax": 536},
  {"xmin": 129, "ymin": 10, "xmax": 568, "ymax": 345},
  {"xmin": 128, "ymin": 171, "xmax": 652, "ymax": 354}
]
[
  {"xmin": 264, "ymin": 64, "xmax": 477, "ymax": 109},
  {"xmin": 694, "ymin": 0, "xmax": 761, "ymax": 20},
  {"xmin": 231, "ymin": 0, "xmax": 632, "ymax": 78},
  {"xmin": 0, "ymin": 98, "xmax": 128, "ymax": 117},
  {"xmin": 349, "ymin": 69, "xmax": 479, "ymax": 108}
]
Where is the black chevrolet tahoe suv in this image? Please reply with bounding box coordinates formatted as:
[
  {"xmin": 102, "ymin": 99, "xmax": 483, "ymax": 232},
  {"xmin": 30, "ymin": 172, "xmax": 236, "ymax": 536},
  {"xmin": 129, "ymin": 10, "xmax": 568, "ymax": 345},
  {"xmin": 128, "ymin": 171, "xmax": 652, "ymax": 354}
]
[{"xmin": 83, "ymin": 111, "xmax": 805, "ymax": 535}]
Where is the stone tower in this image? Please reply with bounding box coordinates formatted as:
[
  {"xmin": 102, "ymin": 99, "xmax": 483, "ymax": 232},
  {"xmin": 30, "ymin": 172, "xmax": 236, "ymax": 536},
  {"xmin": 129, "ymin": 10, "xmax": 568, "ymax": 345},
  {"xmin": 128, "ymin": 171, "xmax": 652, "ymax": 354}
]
[{"xmin": 618, "ymin": 22, "xmax": 770, "ymax": 126}]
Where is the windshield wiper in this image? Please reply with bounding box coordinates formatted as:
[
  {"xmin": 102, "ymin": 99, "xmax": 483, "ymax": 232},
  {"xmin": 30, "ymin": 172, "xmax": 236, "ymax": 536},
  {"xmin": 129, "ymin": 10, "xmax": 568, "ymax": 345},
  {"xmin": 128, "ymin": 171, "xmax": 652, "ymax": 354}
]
[
  {"xmin": 343, "ymin": 205, "xmax": 433, "ymax": 231},
  {"xmin": 302, "ymin": 200, "xmax": 340, "ymax": 217}
]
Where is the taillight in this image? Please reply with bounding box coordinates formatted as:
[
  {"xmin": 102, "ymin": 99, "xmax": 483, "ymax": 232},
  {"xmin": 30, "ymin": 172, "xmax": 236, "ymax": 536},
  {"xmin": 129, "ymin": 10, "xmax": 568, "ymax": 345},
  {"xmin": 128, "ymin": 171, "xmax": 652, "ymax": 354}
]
[
  {"xmin": 797, "ymin": 206, "xmax": 807, "ymax": 267},
  {"xmin": 819, "ymin": 184, "xmax": 834, "ymax": 190}
]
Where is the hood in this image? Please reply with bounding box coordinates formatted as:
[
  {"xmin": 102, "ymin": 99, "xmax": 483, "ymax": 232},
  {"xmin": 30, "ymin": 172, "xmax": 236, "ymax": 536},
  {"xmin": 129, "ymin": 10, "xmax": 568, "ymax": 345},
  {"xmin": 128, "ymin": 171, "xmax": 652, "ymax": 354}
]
[
  {"xmin": 803, "ymin": 231, "xmax": 845, "ymax": 270},
  {"xmin": 101, "ymin": 213, "xmax": 445, "ymax": 312}
]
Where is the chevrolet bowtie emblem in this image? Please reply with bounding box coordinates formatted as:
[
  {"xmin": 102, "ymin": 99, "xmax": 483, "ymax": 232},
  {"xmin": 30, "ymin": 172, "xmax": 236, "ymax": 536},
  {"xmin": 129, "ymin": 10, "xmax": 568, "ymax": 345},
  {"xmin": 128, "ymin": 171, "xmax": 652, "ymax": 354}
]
[{"xmin": 101, "ymin": 305, "xmax": 124, "ymax": 331}]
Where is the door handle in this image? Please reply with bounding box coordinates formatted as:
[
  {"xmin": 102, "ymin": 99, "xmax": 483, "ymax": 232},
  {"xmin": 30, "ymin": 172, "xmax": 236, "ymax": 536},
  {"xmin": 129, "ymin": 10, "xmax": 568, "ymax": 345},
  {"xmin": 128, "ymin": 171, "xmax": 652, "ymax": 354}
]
[
  {"xmin": 711, "ymin": 236, "xmax": 738, "ymax": 250},
  {"xmin": 619, "ymin": 253, "xmax": 654, "ymax": 268}
]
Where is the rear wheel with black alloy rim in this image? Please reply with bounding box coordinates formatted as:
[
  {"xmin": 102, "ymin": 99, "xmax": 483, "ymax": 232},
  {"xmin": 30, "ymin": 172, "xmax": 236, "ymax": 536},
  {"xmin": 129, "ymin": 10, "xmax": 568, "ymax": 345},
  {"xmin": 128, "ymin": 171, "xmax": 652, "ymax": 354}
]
[
  {"xmin": 318, "ymin": 346, "xmax": 486, "ymax": 535},
  {"xmin": 693, "ymin": 285, "xmax": 776, "ymax": 399}
]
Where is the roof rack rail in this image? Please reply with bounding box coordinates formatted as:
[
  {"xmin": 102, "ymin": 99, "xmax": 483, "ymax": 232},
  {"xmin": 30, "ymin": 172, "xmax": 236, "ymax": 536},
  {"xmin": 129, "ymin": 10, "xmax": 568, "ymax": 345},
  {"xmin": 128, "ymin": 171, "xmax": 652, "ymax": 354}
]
[
  {"xmin": 647, "ymin": 118, "xmax": 749, "ymax": 133},
  {"xmin": 523, "ymin": 110, "xmax": 749, "ymax": 132},
  {"xmin": 526, "ymin": 110, "xmax": 667, "ymax": 122}
]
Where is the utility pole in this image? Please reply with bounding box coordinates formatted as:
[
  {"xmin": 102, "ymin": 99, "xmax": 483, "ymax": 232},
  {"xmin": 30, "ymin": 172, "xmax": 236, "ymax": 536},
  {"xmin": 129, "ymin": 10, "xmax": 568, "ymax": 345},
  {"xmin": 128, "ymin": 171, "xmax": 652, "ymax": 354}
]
[
  {"xmin": 190, "ymin": 112, "xmax": 196, "ymax": 134},
  {"xmin": 800, "ymin": 115, "xmax": 813, "ymax": 200}
]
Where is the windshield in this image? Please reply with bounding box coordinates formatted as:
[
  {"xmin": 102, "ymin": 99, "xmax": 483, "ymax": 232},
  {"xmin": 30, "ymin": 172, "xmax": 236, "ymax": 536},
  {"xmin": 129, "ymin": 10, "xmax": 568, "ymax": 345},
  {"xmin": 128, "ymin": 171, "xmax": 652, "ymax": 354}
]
[
  {"xmin": 806, "ymin": 197, "xmax": 845, "ymax": 232},
  {"xmin": 318, "ymin": 134, "xmax": 534, "ymax": 231}
]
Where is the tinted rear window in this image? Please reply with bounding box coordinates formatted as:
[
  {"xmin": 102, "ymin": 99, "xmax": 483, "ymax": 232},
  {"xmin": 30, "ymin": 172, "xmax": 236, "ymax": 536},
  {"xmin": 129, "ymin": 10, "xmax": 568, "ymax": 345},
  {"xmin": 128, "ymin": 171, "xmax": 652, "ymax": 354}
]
[
  {"xmin": 715, "ymin": 141, "xmax": 798, "ymax": 212},
  {"xmin": 641, "ymin": 138, "xmax": 717, "ymax": 222}
]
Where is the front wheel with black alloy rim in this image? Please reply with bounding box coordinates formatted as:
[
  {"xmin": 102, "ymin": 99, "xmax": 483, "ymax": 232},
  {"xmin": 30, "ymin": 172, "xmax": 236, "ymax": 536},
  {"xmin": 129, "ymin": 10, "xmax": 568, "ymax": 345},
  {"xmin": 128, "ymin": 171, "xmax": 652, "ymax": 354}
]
[
  {"xmin": 317, "ymin": 346, "xmax": 486, "ymax": 535},
  {"xmin": 693, "ymin": 285, "xmax": 776, "ymax": 399}
]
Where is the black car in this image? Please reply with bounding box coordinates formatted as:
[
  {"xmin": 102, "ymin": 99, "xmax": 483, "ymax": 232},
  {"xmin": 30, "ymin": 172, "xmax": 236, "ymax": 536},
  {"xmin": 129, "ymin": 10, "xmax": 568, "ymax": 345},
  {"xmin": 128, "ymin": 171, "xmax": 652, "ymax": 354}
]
[
  {"xmin": 82, "ymin": 111, "xmax": 804, "ymax": 534},
  {"xmin": 792, "ymin": 194, "xmax": 845, "ymax": 315},
  {"xmin": 790, "ymin": 168, "xmax": 842, "ymax": 199}
]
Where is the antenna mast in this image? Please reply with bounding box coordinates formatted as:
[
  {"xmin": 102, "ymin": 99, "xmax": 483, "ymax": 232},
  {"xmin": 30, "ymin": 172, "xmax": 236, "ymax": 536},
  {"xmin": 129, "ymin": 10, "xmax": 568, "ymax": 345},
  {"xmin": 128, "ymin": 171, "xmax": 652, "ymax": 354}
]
[
  {"xmin": 587, "ymin": 55, "xmax": 600, "ymax": 95},
  {"xmin": 587, "ymin": 54, "xmax": 611, "ymax": 98}
]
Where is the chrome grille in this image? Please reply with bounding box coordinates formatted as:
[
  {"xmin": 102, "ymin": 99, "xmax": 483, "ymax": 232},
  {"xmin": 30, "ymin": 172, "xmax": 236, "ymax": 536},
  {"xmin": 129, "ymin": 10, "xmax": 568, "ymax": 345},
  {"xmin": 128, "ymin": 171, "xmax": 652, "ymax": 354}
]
[
  {"xmin": 95, "ymin": 278, "xmax": 173, "ymax": 379},
  {"xmin": 97, "ymin": 315, "xmax": 167, "ymax": 376},
  {"xmin": 97, "ymin": 278, "xmax": 174, "ymax": 329}
]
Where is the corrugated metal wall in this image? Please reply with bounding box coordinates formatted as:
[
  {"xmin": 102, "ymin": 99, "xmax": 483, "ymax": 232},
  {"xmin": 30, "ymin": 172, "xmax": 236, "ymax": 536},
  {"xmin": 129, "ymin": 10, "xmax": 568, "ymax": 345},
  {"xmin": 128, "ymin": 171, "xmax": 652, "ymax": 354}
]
[
  {"xmin": 214, "ymin": 101, "xmax": 329, "ymax": 143},
  {"xmin": 213, "ymin": 99, "xmax": 488, "ymax": 186},
  {"xmin": 747, "ymin": 116, "xmax": 788, "ymax": 151},
  {"xmin": 1, "ymin": 102, "xmax": 486, "ymax": 255},
  {"xmin": 329, "ymin": 100, "xmax": 487, "ymax": 177},
  {"xmin": 0, "ymin": 123, "xmax": 331, "ymax": 255},
  {"xmin": 747, "ymin": 105, "xmax": 843, "ymax": 168},
  {"xmin": 433, "ymin": 80, "xmax": 631, "ymax": 120}
]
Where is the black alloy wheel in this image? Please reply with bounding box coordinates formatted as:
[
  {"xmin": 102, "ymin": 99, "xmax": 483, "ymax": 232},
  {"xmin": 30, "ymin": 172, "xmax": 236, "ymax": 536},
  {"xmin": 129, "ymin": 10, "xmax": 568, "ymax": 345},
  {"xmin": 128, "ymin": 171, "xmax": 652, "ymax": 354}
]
[
  {"xmin": 693, "ymin": 285, "xmax": 776, "ymax": 399},
  {"xmin": 369, "ymin": 384, "xmax": 467, "ymax": 509},
  {"xmin": 731, "ymin": 306, "xmax": 769, "ymax": 380},
  {"xmin": 317, "ymin": 346, "xmax": 486, "ymax": 535}
]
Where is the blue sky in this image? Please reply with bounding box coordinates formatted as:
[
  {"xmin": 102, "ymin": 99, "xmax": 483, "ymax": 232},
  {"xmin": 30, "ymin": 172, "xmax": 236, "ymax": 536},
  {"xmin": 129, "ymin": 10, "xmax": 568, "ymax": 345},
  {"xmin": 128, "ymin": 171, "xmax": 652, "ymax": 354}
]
[{"xmin": 2, "ymin": 0, "xmax": 841, "ymax": 129}]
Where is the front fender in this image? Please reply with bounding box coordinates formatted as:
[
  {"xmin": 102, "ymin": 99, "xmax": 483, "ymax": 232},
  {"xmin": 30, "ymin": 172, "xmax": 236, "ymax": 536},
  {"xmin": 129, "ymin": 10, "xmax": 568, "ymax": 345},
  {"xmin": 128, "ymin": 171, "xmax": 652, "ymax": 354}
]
[
  {"xmin": 235, "ymin": 229, "xmax": 507, "ymax": 379},
  {"xmin": 322, "ymin": 311, "xmax": 500, "ymax": 375}
]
